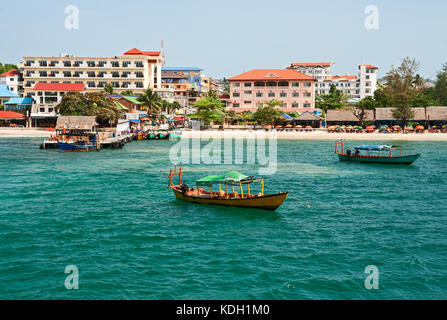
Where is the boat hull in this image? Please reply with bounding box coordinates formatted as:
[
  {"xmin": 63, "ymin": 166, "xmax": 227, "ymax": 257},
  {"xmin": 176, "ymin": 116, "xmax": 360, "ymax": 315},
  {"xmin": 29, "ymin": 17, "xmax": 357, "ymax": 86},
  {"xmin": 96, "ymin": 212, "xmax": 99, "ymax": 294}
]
[
  {"xmin": 337, "ymin": 153, "xmax": 421, "ymax": 164},
  {"xmin": 58, "ymin": 142, "xmax": 96, "ymax": 152},
  {"xmin": 172, "ymin": 188, "xmax": 288, "ymax": 211}
]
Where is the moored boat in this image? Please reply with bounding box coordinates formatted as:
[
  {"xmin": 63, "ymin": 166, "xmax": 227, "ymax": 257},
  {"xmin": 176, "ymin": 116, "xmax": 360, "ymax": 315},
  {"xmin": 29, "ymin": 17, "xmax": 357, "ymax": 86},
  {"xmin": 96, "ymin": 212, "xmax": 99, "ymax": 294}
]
[
  {"xmin": 335, "ymin": 140, "xmax": 421, "ymax": 165},
  {"xmin": 167, "ymin": 166, "xmax": 288, "ymax": 210}
]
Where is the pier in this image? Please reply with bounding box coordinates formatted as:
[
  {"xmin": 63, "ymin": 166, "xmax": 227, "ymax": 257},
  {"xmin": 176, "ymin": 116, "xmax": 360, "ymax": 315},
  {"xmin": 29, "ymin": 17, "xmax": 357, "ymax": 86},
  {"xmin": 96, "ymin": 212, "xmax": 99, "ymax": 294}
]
[{"xmin": 40, "ymin": 133, "xmax": 135, "ymax": 150}]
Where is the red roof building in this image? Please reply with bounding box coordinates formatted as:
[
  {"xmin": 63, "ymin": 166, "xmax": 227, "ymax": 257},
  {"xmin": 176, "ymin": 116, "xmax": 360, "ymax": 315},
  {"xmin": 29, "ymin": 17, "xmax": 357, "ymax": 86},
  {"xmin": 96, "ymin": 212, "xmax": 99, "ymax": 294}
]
[
  {"xmin": 0, "ymin": 111, "xmax": 26, "ymax": 119},
  {"xmin": 0, "ymin": 69, "xmax": 21, "ymax": 77},
  {"xmin": 227, "ymin": 69, "xmax": 316, "ymax": 111}
]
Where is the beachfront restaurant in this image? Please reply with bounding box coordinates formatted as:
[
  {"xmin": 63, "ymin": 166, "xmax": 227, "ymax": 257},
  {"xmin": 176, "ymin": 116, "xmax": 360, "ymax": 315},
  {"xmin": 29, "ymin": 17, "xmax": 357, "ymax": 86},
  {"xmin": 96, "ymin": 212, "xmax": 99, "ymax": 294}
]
[
  {"xmin": 294, "ymin": 111, "xmax": 324, "ymax": 128},
  {"xmin": 0, "ymin": 110, "xmax": 27, "ymax": 127},
  {"xmin": 375, "ymin": 107, "xmax": 426, "ymax": 127},
  {"xmin": 425, "ymin": 106, "xmax": 447, "ymax": 127},
  {"xmin": 326, "ymin": 109, "xmax": 374, "ymax": 126}
]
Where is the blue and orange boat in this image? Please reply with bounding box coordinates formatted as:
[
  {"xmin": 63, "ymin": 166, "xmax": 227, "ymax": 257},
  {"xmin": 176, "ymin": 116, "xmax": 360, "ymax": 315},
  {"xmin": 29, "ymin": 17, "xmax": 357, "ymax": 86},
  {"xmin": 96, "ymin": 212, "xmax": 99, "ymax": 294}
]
[{"xmin": 57, "ymin": 132, "xmax": 99, "ymax": 152}]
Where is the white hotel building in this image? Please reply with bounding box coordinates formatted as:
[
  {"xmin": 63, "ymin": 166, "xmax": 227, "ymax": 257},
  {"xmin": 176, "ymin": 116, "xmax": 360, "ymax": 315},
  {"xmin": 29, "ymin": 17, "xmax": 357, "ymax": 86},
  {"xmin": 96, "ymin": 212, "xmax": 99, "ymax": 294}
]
[
  {"xmin": 18, "ymin": 48, "xmax": 170, "ymax": 98},
  {"xmin": 287, "ymin": 62, "xmax": 378, "ymax": 100}
]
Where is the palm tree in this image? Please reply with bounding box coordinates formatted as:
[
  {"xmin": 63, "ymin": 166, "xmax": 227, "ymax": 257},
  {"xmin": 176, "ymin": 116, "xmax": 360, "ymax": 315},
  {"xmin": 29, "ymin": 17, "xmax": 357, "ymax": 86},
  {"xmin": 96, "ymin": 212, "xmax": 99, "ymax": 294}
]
[{"xmin": 138, "ymin": 89, "xmax": 162, "ymax": 115}]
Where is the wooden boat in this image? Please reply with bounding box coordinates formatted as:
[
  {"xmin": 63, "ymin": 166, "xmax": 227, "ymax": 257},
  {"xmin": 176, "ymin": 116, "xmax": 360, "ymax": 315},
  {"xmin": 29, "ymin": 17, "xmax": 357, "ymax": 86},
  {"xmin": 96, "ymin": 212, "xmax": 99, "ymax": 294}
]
[
  {"xmin": 146, "ymin": 132, "xmax": 156, "ymax": 140},
  {"xmin": 57, "ymin": 132, "xmax": 99, "ymax": 152},
  {"xmin": 167, "ymin": 166, "xmax": 288, "ymax": 210},
  {"xmin": 335, "ymin": 140, "xmax": 421, "ymax": 165}
]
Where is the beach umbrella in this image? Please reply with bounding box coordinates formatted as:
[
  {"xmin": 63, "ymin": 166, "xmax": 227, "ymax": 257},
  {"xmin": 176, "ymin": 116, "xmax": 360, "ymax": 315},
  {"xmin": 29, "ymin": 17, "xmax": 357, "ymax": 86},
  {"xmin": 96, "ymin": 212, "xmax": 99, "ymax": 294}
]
[
  {"xmin": 264, "ymin": 125, "xmax": 272, "ymax": 129},
  {"xmin": 432, "ymin": 125, "xmax": 437, "ymax": 129},
  {"xmin": 380, "ymin": 125, "xmax": 388, "ymax": 129},
  {"xmin": 45, "ymin": 128, "xmax": 56, "ymax": 131},
  {"xmin": 416, "ymin": 125, "xmax": 424, "ymax": 130},
  {"xmin": 285, "ymin": 124, "xmax": 292, "ymax": 128},
  {"xmin": 296, "ymin": 125, "xmax": 303, "ymax": 128},
  {"xmin": 275, "ymin": 125, "xmax": 282, "ymax": 128},
  {"xmin": 140, "ymin": 117, "xmax": 150, "ymax": 121},
  {"xmin": 392, "ymin": 125, "xmax": 400, "ymax": 129},
  {"xmin": 366, "ymin": 125, "xmax": 374, "ymax": 130},
  {"xmin": 305, "ymin": 125, "xmax": 312, "ymax": 129},
  {"xmin": 347, "ymin": 125, "xmax": 353, "ymax": 128}
]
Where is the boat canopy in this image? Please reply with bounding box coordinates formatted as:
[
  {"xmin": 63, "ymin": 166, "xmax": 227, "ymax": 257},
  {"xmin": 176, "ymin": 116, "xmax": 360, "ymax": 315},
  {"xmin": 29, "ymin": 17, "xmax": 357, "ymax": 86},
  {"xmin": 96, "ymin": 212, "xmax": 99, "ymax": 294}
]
[
  {"xmin": 196, "ymin": 171, "xmax": 253, "ymax": 186},
  {"xmin": 355, "ymin": 145, "xmax": 393, "ymax": 151}
]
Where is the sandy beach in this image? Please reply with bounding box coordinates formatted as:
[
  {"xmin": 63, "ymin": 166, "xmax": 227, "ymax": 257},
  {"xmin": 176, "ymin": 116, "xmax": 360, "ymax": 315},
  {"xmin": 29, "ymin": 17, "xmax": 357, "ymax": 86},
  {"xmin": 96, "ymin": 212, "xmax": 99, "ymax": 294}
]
[
  {"xmin": 0, "ymin": 128, "xmax": 52, "ymax": 138},
  {"xmin": 1, "ymin": 127, "xmax": 447, "ymax": 141}
]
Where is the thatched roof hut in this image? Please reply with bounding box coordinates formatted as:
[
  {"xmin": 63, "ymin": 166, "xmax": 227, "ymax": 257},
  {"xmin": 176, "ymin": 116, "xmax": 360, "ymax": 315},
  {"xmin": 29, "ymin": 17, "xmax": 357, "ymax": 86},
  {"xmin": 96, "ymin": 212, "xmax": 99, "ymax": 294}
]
[
  {"xmin": 426, "ymin": 106, "xmax": 447, "ymax": 121},
  {"xmin": 295, "ymin": 112, "xmax": 323, "ymax": 121},
  {"xmin": 326, "ymin": 109, "xmax": 374, "ymax": 122},
  {"xmin": 375, "ymin": 108, "xmax": 425, "ymax": 121},
  {"xmin": 56, "ymin": 116, "xmax": 98, "ymax": 130}
]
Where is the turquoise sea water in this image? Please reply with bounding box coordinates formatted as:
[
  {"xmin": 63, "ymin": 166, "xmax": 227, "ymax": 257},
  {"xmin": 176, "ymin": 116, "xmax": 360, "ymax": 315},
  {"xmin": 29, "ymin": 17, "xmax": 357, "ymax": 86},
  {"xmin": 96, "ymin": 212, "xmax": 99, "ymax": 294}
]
[{"xmin": 0, "ymin": 137, "xmax": 446, "ymax": 299}]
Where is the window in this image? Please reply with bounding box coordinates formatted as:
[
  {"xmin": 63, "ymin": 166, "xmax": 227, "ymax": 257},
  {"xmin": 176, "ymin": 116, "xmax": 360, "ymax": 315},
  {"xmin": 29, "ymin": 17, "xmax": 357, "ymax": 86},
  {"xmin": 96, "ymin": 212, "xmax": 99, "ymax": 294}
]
[
  {"xmin": 135, "ymin": 61, "xmax": 143, "ymax": 68},
  {"xmin": 244, "ymin": 91, "xmax": 252, "ymax": 94},
  {"xmin": 39, "ymin": 71, "xmax": 47, "ymax": 77},
  {"xmin": 111, "ymin": 61, "xmax": 119, "ymax": 68},
  {"xmin": 304, "ymin": 82, "xmax": 312, "ymax": 87},
  {"xmin": 244, "ymin": 101, "xmax": 251, "ymax": 104},
  {"xmin": 49, "ymin": 60, "xmax": 58, "ymax": 67},
  {"xmin": 39, "ymin": 108, "xmax": 45, "ymax": 112},
  {"xmin": 63, "ymin": 61, "xmax": 71, "ymax": 67},
  {"xmin": 256, "ymin": 92, "xmax": 263, "ymax": 97},
  {"xmin": 98, "ymin": 82, "xmax": 106, "ymax": 88},
  {"xmin": 268, "ymin": 92, "xmax": 275, "ymax": 97},
  {"xmin": 74, "ymin": 61, "xmax": 83, "ymax": 67},
  {"xmin": 233, "ymin": 103, "xmax": 240, "ymax": 108},
  {"xmin": 303, "ymin": 103, "xmax": 311, "ymax": 108},
  {"xmin": 39, "ymin": 60, "xmax": 47, "ymax": 67},
  {"xmin": 87, "ymin": 61, "xmax": 96, "ymax": 67},
  {"xmin": 292, "ymin": 103, "xmax": 299, "ymax": 108},
  {"xmin": 98, "ymin": 61, "xmax": 106, "ymax": 67},
  {"xmin": 136, "ymin": 82, "xmax": 144, "ymax": 88},
  {"xmin": 122, "ymin": 61, "xmax": 131, "ymax": 68},
  {"xmin": 233, "ymin": 92, "xmax": 240, "ymax": 97},
  {"xmin": 63, "ymin": 71, "xmax": 72, "ymax": 77},
  {"xmin": 291, "ymin": 82, "xmax": 300, "ymax": 87},
  {"xmin": 112, "ymin": 82, "xmax": 120, "ymax": 88},
  {"xmin": 280, "ymin": 92, "xmax": 287, "ymax": 97},
  {"xmin": 304, "ymin": 92, "xmax": 311, "ymax": 97},
  {"xmin": 48, "ymin": 108, "xmax": 54, "ymax": 113},
  {"xmin": 232, "ymin": 82, "xmax": 240, "ymax": 87},
  {"xmin": 366, "ymin": 75, "xmax": 370, "ymax": 79},
  {"xmin": 87, "ymin": 81, "xmax": 96, "ymax": 88},
  {"xmin": 244, "ymin": 82, "xmax": 252, "ymax": 87},
  {"xmin": 98, "ymin": 72, "xmax": 106, "ymax": 78},
  {"xmin": 292, "ymin": 92, "xmax": 299, "ymax": 97},
  {"xmin": 136, "ymin": 72, "xmax": 144, "ymax": 78},
  {"xmin": 112, "ymin": 72, "xmax": 119, "ymax": 78},
  {"xmin": 87, "ymin": 71, "xmax": 95, "ymax": 78}
]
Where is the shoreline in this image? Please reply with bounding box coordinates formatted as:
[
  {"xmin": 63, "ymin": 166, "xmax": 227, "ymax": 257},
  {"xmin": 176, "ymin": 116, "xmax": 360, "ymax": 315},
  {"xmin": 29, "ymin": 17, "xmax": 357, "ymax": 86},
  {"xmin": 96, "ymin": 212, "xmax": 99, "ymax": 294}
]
[{"xmin": 1, "ymin": 128, "xmax": 447, "ymax": 141}]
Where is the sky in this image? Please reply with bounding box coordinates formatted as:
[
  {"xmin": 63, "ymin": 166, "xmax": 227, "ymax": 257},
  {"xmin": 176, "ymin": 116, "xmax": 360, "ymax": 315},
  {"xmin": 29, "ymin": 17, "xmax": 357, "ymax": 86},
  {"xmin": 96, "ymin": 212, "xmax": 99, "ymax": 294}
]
[{"xmin": 1, "ymin": 0, "xmax": 446, "ymax": 80}]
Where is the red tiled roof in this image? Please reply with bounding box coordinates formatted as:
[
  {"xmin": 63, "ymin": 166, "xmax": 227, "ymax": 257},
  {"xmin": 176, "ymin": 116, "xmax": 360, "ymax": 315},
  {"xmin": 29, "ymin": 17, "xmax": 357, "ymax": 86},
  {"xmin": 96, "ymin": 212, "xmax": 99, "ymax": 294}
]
[
  {"xmin": 33, "ymin": 83, "xmax": 85, "ymax": 91},
  {"xmin": 0, "ymin": 111, "xmax": 26, "ymax": 119},
  {"xmin": 0, "ymin": 69, "xmax": 21, "ymax": 77},
  {"xmin": 123, "ymin": 48, "xmax": 161, "ymax": 57},
  {"xmin": 360, "ymin": 64, "xmax": 378, "ymax": 69},
  {"xmin": 331, "ymin": 75, "xmax": 357, "ymax": 80},
  {"xmin": 228, "ymin": 69, "xmax": 316, "ymax": 81},
  {"xmin": 289, "ymin": 62, "xmax": 334, "ymax": 67}
]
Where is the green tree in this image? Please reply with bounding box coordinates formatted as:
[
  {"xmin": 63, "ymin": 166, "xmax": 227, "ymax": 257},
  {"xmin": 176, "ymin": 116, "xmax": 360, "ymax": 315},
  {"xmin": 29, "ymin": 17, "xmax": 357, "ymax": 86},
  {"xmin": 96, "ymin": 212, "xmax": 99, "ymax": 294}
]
[
  {"xmin": 121, "ymin": 89, "xmax": 134, "ymax": 95},
  {"xmin": 56, "ymin": 92, "xmax": 121, "ymax": 123},
  {"xmin": 138, "ymin": 89, "xmax": 162, "ymax": 116},
  {"xmin": 0, "ymin": 63, "xmax": 18, "ymax": 75},
  {"xmin": 373, "ymin": 88, "xmax": 390, "ymax": 108},
  {"xmin": 192, "ymin": 95, "xmax": 225, "ymax": 125},
  {"xmin": 253, "ymin": 101, "xmax": 281, "ymax": 125},
  {"xmin": 224, "ymin": 110, "xmax": 237, "ymax": 127},
  {"xmin": 435, "ymin": 63, "xmax": 447, "ymax": 105},
  {"xmin": 104, "ymin": 83, "xmax": 114, "ymax": 94},
  {"xmin": 384, "ymin": 57, "xmax": 419, "ymax": 127},
  {"xmin": 316, "ymin": 84, "xmax": 348, "ymax": 116},
  {"xmin": 354, "ymin": 96, "xmax": 376, "ymax": 126}
]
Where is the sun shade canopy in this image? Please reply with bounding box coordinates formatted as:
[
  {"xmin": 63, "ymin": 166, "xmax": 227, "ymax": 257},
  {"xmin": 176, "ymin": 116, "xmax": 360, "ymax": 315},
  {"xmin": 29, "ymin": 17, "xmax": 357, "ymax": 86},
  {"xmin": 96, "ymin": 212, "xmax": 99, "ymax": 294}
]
[
  {"xmin": 355, "ymin": 145, "xmax": 393, "ymax": 151},
  {"xmin": 196, "ymin": 171, "xmax": 253, "ymax": 186}
]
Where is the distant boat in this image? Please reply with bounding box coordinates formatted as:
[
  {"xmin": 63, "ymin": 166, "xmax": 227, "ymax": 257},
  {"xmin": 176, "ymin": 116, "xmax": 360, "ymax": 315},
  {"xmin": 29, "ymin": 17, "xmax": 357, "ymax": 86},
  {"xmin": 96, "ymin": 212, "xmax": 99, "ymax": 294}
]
[
  {"xmin": 335, "ymin": 140, "xmax": 421, "ymax": 165},
  {"xmin": 167, "ymin": 166, "xmax": 288, "ymax": 210}
]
